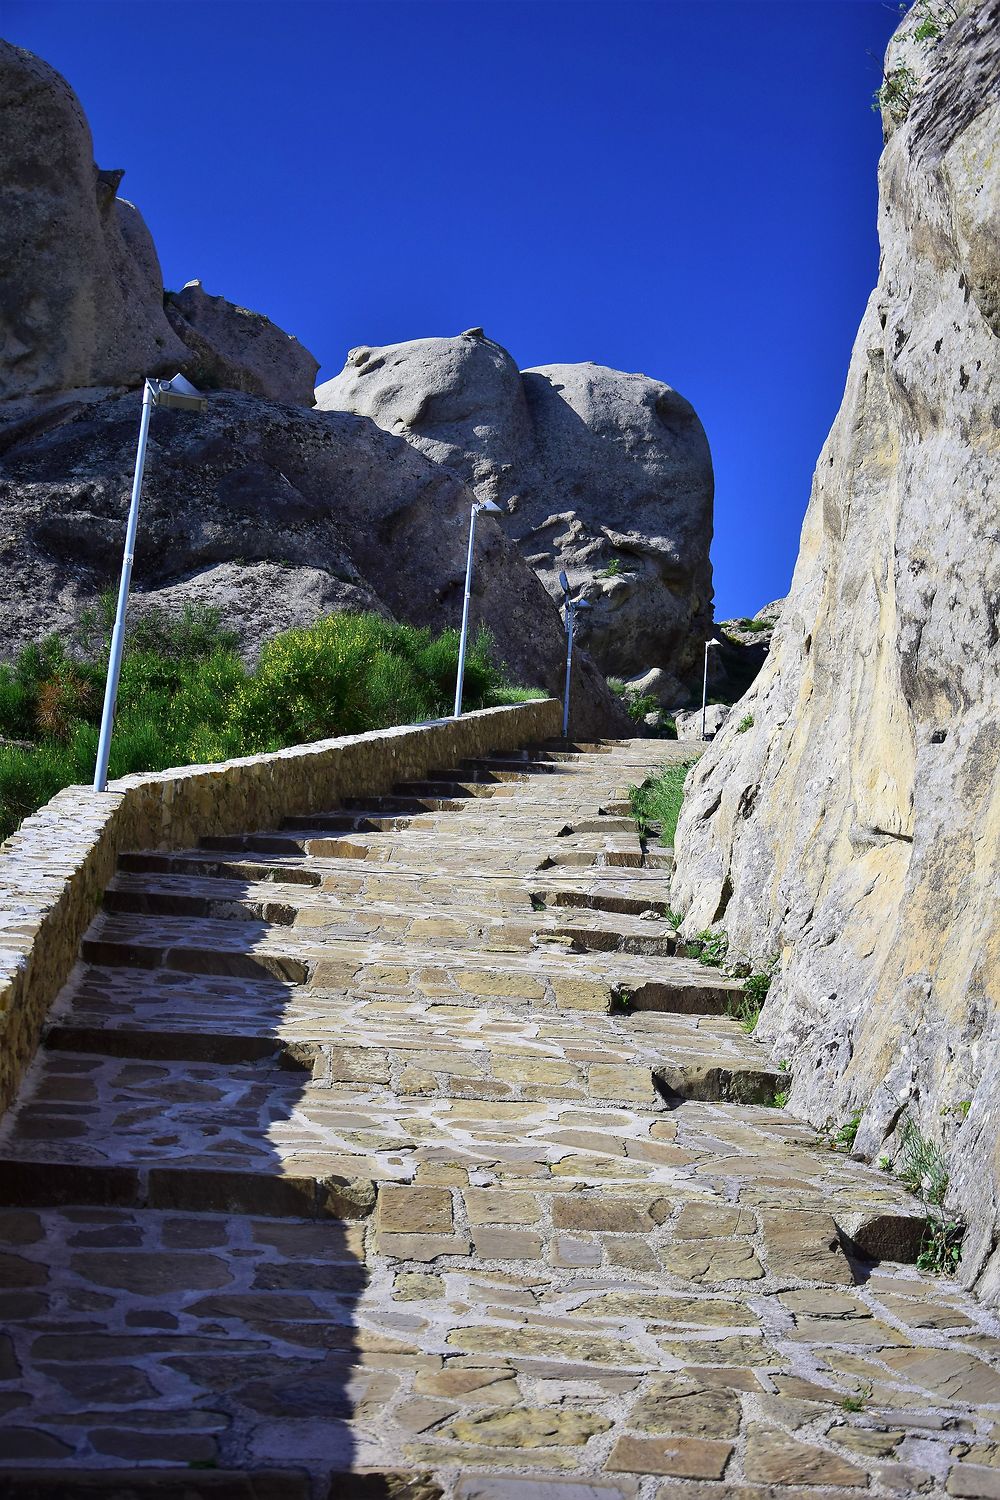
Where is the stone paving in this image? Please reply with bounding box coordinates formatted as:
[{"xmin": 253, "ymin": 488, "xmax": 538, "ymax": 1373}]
[{"xmin": 0, "ymin": 737, "xmax": 999, "ymax": 1498}]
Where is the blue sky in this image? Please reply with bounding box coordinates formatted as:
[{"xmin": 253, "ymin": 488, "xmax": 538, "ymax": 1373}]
[{"xmin": 4, "ymin": 0, "xmax": 901, "ymax": 618}]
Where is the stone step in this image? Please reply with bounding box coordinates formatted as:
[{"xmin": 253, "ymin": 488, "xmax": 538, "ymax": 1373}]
[
  {"xmin": 281, "ymin": 812, "xmax": 422, "ymax": 833},
  {"xmin": 394, "ymin": 778, "xmax": 506, "ymax": 799},
  {"xmin": 0, "ymin": 1152, "xmax": 376, "ymax": 1219},
  {"xmin": 114, "ymin": 850, "xmax": 676, "ymax": 910},
  {"xmin": 76, "ymin": 914, "xmax": 740, "ymax": 1012},
  {"xmin": 341, "ymin": 794, "xmax": 470, "ymax": 813},
  {"xmin": 0, "ymin": 1472, "xmax": 314, "ymax": 1500},
  {"xmin": 101, "ymin": 873, "xmax": 680, "ymax": 957}
]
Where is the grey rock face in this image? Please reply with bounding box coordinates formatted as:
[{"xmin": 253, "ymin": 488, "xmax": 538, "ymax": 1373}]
[
  {"xmin": 130, "ymin": 562, "xmax": 389, "ymax": 660},
  {"xmin": 0, "ymin": 391, "xmax": 625, "ymax": 736},
  {"xmin": 673, "ymin": 704, "xmax": 729, "ymax": 741},
  {"xmin": 671, "ymin": 1, "xmax": 1000, "ymax": 1296},
  {"xmin": 0, "ymin": 41, "xmax": 187, "ymax": 399},
  {"xmin": 316, "ymin": 332, "xmax": 714, "ymax": 684},
  {"xmin": 165, "ymin": 281, "xmax": 320, "ymax": 406}
]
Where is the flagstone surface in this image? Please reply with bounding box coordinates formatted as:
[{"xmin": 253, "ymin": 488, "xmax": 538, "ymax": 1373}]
[{"xmin": 0, "ymin": 737, "xmax": 998, "ymax": 1498}]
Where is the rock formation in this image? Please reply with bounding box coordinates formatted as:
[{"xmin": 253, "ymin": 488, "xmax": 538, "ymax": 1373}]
[
  {"xmin": 0, "ymin": 41, "xmax": 187, "ymax": 399},
  {"xmin": 0, "ymin": 42, "xmax": 625, "ymax": 731},
  {"xmin": 316, "ymin": 331, "xmax": 714, "ymax": 687},
  {"xmin": 0, "ymin": 42, "xmax": 318, "ymax": 405},
  {"xmin": 671, "ymin": 0, "xmax": 1000, "ymax": 1295},
  {"xmin": 164, "ymin": 281, "xmax": 320, "ymax": 406},
  {"xmin": 0, "ymin": 390, "xmax": 624, "ymax": 735}
]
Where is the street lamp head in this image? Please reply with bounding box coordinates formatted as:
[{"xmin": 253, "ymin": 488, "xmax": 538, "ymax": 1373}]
[
  {"xmin": 706, "ymin": 637, "xmax": 722, "ymax": 648},
  {"xmin": 150, "ymin": 373, "xmax": 208, "ymax": 414},
  {"xmin": 573, "ymin": 599, "xmax": 592, "ymax": 610},
  {"xmin": 476, "ymin": 499, "xmax": 504, "ymax": 515}
]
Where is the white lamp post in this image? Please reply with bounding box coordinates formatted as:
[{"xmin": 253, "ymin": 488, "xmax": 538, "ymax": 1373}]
[
  {"xmin": 93, "ymin": 374, "xmax": 208, "ymax": 792},
  {"xmin": 453, "ymin": 499, "xmax": 503, "ymax": 718},
  {"xmin": 701, "ymin": 637, "xmax": 723, "ymax": 740},
  {"xmin": 559, "ymin": 571, "xmax": 592, "ymax": 738}
]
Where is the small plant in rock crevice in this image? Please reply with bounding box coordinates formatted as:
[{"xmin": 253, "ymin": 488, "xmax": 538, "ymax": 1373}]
[
  {"xmin": 841, "ymin": 1381, "xmax": 874, "ymax": 1414},
  {"xmin": 871, "ymin": 1, "xmax": 958, "ymax": 118},
  {"xmin": 773, "ymin": 1089, "xmax": 790, "ymax": 1109},
  {"xmin": 736, "ymin": 713, "xmax": 754, "ymax": 733},
  {"xmin": 897, "ymin": 1117, "xmax": 949, "ymax": 1204},
  {"xmin": 891, "ymin": 1115, "xmax": 965, "ymax": 1276},
  {"xmin": 832, "ymin": 1110, "xmax": 864, "ymax": 1153}
]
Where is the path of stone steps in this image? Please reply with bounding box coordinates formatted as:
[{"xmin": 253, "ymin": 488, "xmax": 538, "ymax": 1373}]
[{"xmin": 1, "ymin": 738, "xmax": 999, "ymax": 1498}]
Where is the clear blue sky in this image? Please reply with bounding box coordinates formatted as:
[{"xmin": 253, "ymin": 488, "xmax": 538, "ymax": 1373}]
[{"xmin": 4, "ymin": 0, "xmax": 900, "ymax": 618}]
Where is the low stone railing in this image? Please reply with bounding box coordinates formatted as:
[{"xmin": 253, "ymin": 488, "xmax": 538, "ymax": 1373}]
[{"xmin": 0, "ymin": 699, "xmax": 561, "ymax": 1113}]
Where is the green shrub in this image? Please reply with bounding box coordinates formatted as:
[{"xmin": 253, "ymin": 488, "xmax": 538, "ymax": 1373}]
[
  {"xmin": 0, "ymin": 609, "xmax": 524, "ymax": 843},
  {"xmin": 736, "ymin": 713, "xmax": 754, "ymax": 733}
]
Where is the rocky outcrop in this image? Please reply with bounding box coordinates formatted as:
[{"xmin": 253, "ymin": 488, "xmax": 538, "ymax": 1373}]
[
  {"xmin": 0, "ymin": 390, "xmax": 625, "ymax": 735},
  {"xmin": 0, "ymin": 40, "xmax": 187, "ymax": 399},
  {"xmin": 316, "ymin": 331, "xmax": 714, "ymax": 685},
  {"xmin": 164, "ymin": 281, "xmax": 320, "ymax": 406},
  {"xmin": 671, "ymin": 1, "xmax": 1000, "ymax": 1296},
  {"xmin": 0, "ymin": 43, "xmax": 318, "ymax": 407}
]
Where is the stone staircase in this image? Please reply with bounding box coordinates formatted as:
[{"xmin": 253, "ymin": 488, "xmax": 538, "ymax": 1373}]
[{"xmin": 1, "ymin": 737, "xmax": 999, "ymax": 1498}]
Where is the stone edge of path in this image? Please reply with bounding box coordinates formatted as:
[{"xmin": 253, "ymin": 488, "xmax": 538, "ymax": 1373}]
[{"xmin": 0, "ymin": 698, "xmax": 562, "ymax": 1116}]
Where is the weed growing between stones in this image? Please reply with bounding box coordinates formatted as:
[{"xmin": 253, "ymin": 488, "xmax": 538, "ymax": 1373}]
[
  {"xmin": 736, "ymin": 712, "xmax": 754, "ymax": 733},
  {"xmin": 0, "ymin": 602, "xmax": 530, "ymax": 841},
  {"xmin": 842, "ymin": 1381, "xmax": 873, "ymax": 1413},
  {"xmin": 627, "ymin": 760, "xmax": 696, "ymax": 844}
]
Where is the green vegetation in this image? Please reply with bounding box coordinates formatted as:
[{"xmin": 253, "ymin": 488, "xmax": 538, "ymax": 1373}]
[
  {"xmin": 601, "ymin": 557, "xmax": 639, "ymax": 579},
  {"xmin": 832, "ymin": 1110, "xmax": 863, "ymax": 1153},
  {"xmin": 872, "ymin": 2, "xmax": 957, "ymax": 117},
  {"xmin": 683, "ymin": 928, "xmax": 729, "ymax": 968},
  {"xmin": 917, "ymin": 1214, "xmax": 964, "ymax": 1276},
  {"xmin": 841, "ymin": 1382, "xmax": 873, "ymax": 1414},
  {"xmin": 897, "ymin": 1117, "xmax": 949, "ymax": 1205},
  {"xmin": 737, "ymin": 618, "xmax": 770, "ymax": 634},
  {"xmin": 736, "ymin": 713, "xmax": 754, "ymax": 733},
  {"xmin": 0, "ymin": 602, "xmax": 532, "ymax": 843},
  {"xmin": 894, "ymin": 1116, "xmax": 964, "ymax": 1274},
  {"xmin": 773, "ymin": 1089, "xmax": 790, "ymax": 1109},
  {"xmin": 872, "ymin": 63, "xmax": 920, "ymax": 117},
  {"xmin": 628, "ymin": 760, "xmax": 697, "ymax": 845},
  {"xmin": 607, "ymin": 678, "xmax": 676, "ymax": 736}
]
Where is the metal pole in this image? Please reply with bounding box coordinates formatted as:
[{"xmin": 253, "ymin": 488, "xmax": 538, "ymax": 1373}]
[
  {"xmin": 453, "ymin": 503, "xmax": 478, "ymax": 718},
  {"xmin": 562, "ymin": 603, "xmax": 574, "ymax": 739},
  {"xmin": 701, "ymin": 640, "xmax": 709, "ymax": 740},
  {"xmin": 93, "ymin": 381, "xmax": 155, "ymax": 791}
]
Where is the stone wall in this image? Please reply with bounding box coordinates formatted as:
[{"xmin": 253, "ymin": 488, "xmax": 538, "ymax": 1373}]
[
  {"xmin": 0, "ymin": 699, "xmax": 561, "ymax": 1116},
  {"xmin": 670, "ymin": 2, "xmax": 1000, "ymax": 1299}
]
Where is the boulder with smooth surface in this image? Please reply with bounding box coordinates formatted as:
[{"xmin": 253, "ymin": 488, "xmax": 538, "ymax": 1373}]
[{"xmin": 317, "ymin": 332, "xmax": 714, "ymax": 684}]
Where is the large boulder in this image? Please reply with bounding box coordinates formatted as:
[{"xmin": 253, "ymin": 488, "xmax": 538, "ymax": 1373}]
[
  {"xmin": 164, "ymin": 281, "xmax": 320, "ymax": 406},
  {"xmin": 316, "ymin": 331, "xmax": 714, "ymax": 684},
  {"xmin": 0, "ymin": 44, "xmax": 319, "ymax": 409},
  {"xmin": 0, "ymin": 41, "xmax": 188, "ymax": 398},
  {"xmin": 0, "ymin": 391, "xmax": 625, "ymax": 736},
  {"xmin": 671, "ymin": 1, "xmax": 1000, "ymax": 1296}
]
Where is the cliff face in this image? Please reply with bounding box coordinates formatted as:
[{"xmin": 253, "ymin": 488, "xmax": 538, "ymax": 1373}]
[{"xmin": 671, "ymin": 1, "xmax": 1000, "ymax": 1294}]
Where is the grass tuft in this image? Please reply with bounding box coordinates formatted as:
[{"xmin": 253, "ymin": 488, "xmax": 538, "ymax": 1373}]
[{"xmin": 628, "ymin": 761, "xmax": 697, "ymax": 845}]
